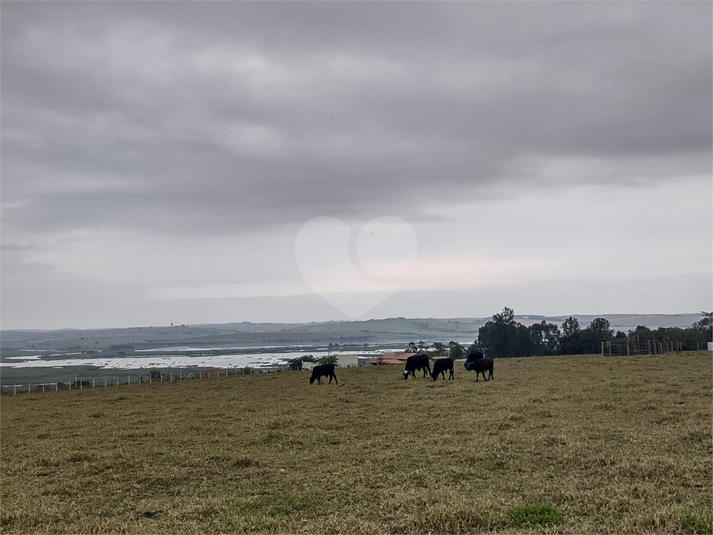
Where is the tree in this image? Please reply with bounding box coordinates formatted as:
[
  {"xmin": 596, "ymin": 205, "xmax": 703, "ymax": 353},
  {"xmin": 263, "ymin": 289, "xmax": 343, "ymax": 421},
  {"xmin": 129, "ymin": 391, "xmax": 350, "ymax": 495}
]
[
  {"xmin": 287, "ymin": 358, "xmax": 303, "ymax": 371},
  {"xmin": 580, "ymin": 318, "xmax": 613, "ymax": 353},
  {"xmin": 693, "ymin": 312, "xmax": 713, "ymax": 343},
  {"xmin": 478, "ymin": 307, "xmax": 524, "ymax": 358},
  {"xmin": 628, "ymin": 325, "xmax": 654, "ymax": 340},
  {"xmin": 432, "ymin": 342, "xmax": 446, "ymax": 356},
  {"xmin": 288, "ymin": 354, "xmax": 317, "ymax": 371},
  {"xmin": 512, "ymin": 323, "xmax": 535, "ymax": 357},
  {"xmin": 406, "ymin": 342, "xmax": 417, "ymax": 353},
  {"xmin": 559, "ymin": 317, "xmax": 582, "ymax": 355},
  {"xmin": 448, "ymin": 341, "xmax": 465, "ymax": 360},
  {"xmin": 318, "ymin": 355, "xmax": 339, "ymax": 366},
  {"xmin": 493, "ymin": 306, "xmax": 515, "ymax": 326},
  {"xmin": 528, "ymin": 321, "xmax": 560, "ymax": 355}
]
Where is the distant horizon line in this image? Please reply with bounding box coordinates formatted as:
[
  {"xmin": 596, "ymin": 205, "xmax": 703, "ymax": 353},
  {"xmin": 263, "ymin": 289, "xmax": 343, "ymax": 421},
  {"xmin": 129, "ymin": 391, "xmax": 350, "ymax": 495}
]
[{"xmin": 1, "ymin": 311, "xmax": 707, "ymax": 333}]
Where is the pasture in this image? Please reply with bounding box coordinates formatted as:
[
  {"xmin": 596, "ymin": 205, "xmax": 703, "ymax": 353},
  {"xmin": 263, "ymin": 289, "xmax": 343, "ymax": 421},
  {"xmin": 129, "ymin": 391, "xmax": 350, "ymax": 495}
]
[{"xmin": 1, "ymin": 352, "xmax": 711, "ymax": 534}]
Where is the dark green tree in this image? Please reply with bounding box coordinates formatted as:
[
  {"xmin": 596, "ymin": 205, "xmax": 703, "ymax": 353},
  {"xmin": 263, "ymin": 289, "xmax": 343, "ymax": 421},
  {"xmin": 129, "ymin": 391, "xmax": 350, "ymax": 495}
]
[
  {"xmin": 513, "ymin": 323, "xmax": 535, "ymax": 357},
  {"xmin": 432, "ymin": 342, "xmax": 446, "ymax": 356},
  {"xmin": 580, "ymin": 318, "xmax": 614, "ymax": 353},
  {"xmin": 478, "ymin": 307, "xmax": 527, "ymax": 358},
  {"xmin": 528, "ymin": 321, "xmax": 561, "ymax": 355},
  {"xmin": 629, "ymin": 325, "xmax": 654, "ymax": 339},
  {"xmin": 559, "ymin": 316, "xmax": 582, "ymax": 355},
  {"xmin": 448, "ymin": 341, "xmax": 465, "ymax": 360},
  {"xmin": 692, "ymin": 312, "xmax": 713, "ymax": 343},
  {"xmin": 288, "ymin": 354, "xmax": 317, "ymax": 371},
  {"xmin": 318, "ymin": 355, "xmax": 339, "ymax": 366}
]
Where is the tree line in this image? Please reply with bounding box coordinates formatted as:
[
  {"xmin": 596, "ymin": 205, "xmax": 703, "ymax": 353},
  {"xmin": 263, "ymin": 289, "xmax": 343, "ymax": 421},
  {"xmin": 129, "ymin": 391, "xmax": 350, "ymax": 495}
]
[
  {"xmin": 299, "ymin": 309, "xmax": 711, "ymax": 366},
  {"xmin": 472, "ymin": 307, "xmax": 712, "ymax": 359}
]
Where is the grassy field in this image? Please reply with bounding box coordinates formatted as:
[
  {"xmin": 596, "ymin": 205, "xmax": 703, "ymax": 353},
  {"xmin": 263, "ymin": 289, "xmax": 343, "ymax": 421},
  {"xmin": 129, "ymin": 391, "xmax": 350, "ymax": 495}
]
[{"xmin": 1, "ymin": 352, "xmax": 711, "ymax": 534}]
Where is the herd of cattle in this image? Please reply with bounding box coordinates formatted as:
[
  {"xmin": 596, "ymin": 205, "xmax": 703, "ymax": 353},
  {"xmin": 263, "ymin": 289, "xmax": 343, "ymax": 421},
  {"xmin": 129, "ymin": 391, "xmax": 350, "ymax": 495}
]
[{"xmin": 309, "ymin": 350, "xmax": 494, "ymax": 385}]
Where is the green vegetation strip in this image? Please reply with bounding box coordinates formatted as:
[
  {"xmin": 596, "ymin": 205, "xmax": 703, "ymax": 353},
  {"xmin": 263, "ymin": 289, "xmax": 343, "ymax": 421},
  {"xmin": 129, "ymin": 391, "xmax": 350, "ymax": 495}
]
[{"xmin": 2, "ymin": 352, "xmax": 711, "ymax": 534}]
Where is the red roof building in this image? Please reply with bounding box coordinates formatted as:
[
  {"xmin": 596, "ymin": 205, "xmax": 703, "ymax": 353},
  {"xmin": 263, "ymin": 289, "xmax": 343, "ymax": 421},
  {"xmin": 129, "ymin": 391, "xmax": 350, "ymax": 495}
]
[{"xmin": 367, "ymin": 352, "xmax": 412, "ymax": 365}]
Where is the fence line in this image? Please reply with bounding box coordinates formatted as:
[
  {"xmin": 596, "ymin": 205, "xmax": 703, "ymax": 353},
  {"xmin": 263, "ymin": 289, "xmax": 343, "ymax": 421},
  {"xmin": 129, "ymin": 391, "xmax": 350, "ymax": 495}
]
[
  {"xmin": 0, "ymin": 366, "xmax": 291, "ymax": 396},
  {"xmin": 601, "ymin": 337, "xmax": 683, "ymax": 357}
]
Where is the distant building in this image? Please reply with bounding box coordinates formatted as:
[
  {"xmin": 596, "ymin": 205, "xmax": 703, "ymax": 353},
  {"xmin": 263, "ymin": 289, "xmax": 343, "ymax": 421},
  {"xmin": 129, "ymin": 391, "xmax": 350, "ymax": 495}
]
[
  {"xmin": 365, "ymin": 352, "xmax": 453, "ymax": 366},
  {"xmin": 336, "ymin": 354, "xmax": 359, "ymax": 368},
  {"xmin": 366, "ymin": 352, "xmax": 412, "ymax": 366}
]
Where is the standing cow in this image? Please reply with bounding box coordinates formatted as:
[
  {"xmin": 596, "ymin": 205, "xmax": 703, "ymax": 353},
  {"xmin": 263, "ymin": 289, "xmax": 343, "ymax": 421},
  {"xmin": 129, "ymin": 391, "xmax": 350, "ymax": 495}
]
[
  {"xmin": 430, "ymin": 358, "xmax": 454, "ymax": 381},
  {"xmin": 403, "ymin": 353, "xmax": 431, "ymax": 379},
  {"xmin": 309, "ymin": 364, "xmax": 338, "ymax": 385},
  {"xmin": 464, "ymin": 358, "xmax": 493, "ymax": 382}
]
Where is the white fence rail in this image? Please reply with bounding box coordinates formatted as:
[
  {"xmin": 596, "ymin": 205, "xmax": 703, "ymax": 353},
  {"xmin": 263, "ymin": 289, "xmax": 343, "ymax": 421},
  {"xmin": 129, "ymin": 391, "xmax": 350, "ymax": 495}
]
[{"xmin": 0, "ymin": 366, "xmax": 290, "ymax": 395}]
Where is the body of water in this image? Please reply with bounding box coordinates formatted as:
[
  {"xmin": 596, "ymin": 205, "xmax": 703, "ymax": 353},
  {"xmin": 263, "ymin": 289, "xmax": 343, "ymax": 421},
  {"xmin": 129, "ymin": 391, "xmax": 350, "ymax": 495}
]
[{"xmin": 0, "ymin": 347, "xmax": 392, "ymax": 371}]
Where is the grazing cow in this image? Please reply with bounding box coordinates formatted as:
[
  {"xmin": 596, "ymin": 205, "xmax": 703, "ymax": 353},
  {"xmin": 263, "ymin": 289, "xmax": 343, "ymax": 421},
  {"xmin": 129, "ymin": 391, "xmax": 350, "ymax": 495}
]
[
  {"xmin": 464, "ymin": 358, "xmax": 493, "ymax": 382},
  {"xmin": 403, "ymin": 353, "xmax": 431, "ymax": 379},
  {"xmin": 309, "ymin": 364, "xmax": 338, "ymax": 385},
  {"xmin": 430, "ymin": 358, "xmax": 454, "ymax": 381}
]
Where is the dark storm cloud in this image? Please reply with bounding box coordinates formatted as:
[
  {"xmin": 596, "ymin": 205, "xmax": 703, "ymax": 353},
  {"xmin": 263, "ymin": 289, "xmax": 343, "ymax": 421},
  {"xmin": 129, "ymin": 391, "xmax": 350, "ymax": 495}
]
[{"xmin": 2, "ymin": 1, "xmax": 711, "ymax": 237}]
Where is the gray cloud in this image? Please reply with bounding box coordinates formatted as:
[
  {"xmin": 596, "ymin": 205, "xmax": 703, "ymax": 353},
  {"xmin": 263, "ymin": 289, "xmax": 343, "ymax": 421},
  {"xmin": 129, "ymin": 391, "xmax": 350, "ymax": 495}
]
[
  {"xmin": 2, "ymin": 2, "xmax": 711, "ymax": 329},
  {"xmin": 2, "ymin": 1, "xmax": 710, "ymax": 239}
]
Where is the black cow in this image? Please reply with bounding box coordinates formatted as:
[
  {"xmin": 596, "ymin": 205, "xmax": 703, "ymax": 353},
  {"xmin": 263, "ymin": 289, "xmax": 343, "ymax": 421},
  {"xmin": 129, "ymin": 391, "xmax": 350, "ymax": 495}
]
[
  {"xmin": 464, "ymin": 358, "xmax": 493, "ymax": 382},
  {"xmin": 309, "ymin": 364, "xmax": 338, "ymax": 385},
  {"xmin": 465, "ymin": 350, "xmax": 484, "ymax": 362},
  {"xmin": 403, "ymin": 353, "xmax": 431, "ymax": 379},
  {"xmin": 430, "ymin": 358, "xmax": 454, "ymax": 381}
]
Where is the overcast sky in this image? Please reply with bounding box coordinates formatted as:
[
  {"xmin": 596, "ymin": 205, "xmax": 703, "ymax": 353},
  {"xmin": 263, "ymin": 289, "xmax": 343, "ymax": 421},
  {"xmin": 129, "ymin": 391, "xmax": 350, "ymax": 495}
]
[{"xmin": 2, "ymin": 1, "xmax": 711, "ymax": 330}]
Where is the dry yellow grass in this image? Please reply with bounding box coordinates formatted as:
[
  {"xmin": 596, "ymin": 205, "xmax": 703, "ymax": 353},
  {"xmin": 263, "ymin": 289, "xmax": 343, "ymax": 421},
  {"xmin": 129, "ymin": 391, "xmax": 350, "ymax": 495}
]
[{"xmin": 1, "ymin": 352, "xmax": 711, "ymax": 534}]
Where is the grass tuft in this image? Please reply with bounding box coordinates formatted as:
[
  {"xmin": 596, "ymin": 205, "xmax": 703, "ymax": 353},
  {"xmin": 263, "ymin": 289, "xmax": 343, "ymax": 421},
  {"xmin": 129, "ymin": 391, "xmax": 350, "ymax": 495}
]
[
  {"xmin": 505, "ymin": 503, "xmax": 564, "ymax": 528},
  {"xmin": 680, "ymin": 508, "xmax": 713, "ymax": 534}
]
